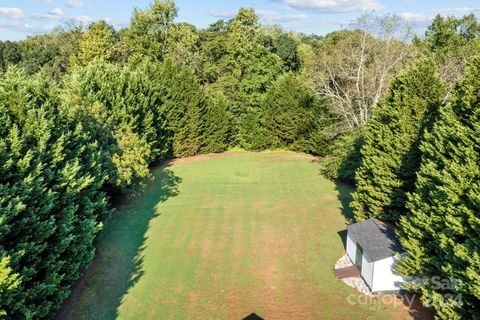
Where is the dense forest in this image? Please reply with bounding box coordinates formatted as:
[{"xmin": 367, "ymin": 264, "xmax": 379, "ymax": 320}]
[{"xmin": 0, "ymin": 0, "xmax": 479, "ymax": 319}]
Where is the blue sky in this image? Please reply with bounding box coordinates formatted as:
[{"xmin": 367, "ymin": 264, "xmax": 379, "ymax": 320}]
[{"xmin": 1, "ymin": 0, "xmax": 480, "ymax": 40}]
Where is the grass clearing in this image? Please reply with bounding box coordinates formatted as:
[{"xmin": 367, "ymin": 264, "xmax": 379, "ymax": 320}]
[{"xmin": 57, "ymin": 152, "xmax": 419, "ymax": 320}]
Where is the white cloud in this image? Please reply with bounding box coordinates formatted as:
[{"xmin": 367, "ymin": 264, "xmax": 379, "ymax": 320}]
[
  {"xmin": 0, "ymin": 7, "xmax": 24, "ymax": 20},
  {"xmin": 208, "ymin": 10, "xmax": 236, "ymax": 19},
  {"xmin": 31, "ymin": 8, "xmax": 90, "ymax": 25},
  {"xmin": 0, "ymin": 23, "xmax": 60, "ymax": 39},
  {"xmin": 103, "ymin": 17, "xmax": 129, "ymax": 29},
  {"xmin": 256, "ymin": 10, "xmax": 308, "ymax": 22},
  {"xmin": 209, "ymin": 9, "xmax": 308, "ymax": 22},
  {"xmin": 0, "ymin": 22, "xmax": 28, "ymax": 31},
  {"xmin": 271, "ymin": 0, "xmax": 383, "ymax": 13},
  {"xmin": 396, "ymin": 12, "xmax": 430, "ymax": 22},
  {"xmin": 64, "ymin": 0, "xmax": 86, "ymax": 9},
  {"xmin": 32, "ymin": 7, "xmax": 64, "ymax": 20},
  {"xmin": 40, "ymin": 0, "xmax": 54, "ymax": 3},
  {"xmin": 396, "ymin": 6, "xmax": 480, "ymax": 24},
  {"xmin": 72, "ymin": 15, "xmax": 91, "ymax": 23},
  {"xmin": 50, "ymin": 7, "xmax": 64, "ymax": 16},
  {"xmin": 436, "ymin": 6, "xmax": 480, "ymax": 15}
]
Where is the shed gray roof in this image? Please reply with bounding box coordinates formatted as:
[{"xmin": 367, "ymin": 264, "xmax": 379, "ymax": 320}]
[{"xmin": 347, "ymin": 218, "xmax": 404, "ymax": 261}]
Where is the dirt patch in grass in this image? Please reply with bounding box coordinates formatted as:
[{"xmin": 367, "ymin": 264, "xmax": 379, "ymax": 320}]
[{"xmin": 171, "ymin": 151, "xmax": 318, "ymax": 166}]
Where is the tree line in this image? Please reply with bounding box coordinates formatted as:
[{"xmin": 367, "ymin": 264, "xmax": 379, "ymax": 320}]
[{"xmin": 0, "ymin": 0, "xmax": 479, "ymax": 318}]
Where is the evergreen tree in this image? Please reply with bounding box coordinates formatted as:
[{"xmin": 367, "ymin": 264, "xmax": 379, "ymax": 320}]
[
  {"xmin": 201, "ymin": 92, "xmax": 232, "ymax": 153},
  {"xmin": 238, "ymin": 107, "xmax": 273, "ymax": 151},
  {"xmin": 304, "ymin": 109, "xmax": 336, "ymax": 157},
  {"xmin": 64, "ymin": 62, "xmax": 159, "ymax": 193},
  {"xmin": 0, "ymin": 256, "xmax": 20, "ymax": 317},
  {"xmin": 112, "ymin": 124, "xmax": 152, "ymax": 195},
  {"xmin": 352, "ymin": 59, "xmax": 445, "ymax": 222},
  {"xmin": 65, "ymin": 59, "xmax": 206, "ymax": 165},
  {"xmin": 397, "ymin": 56, "xmax": 480, "ymax": 319},
  {"xmin": 261, "ymin": 73, "xmax": 316, "ymax": 150},
  {"xmin": 155, "ymin": 60, "xmax": 205, "ymax": 157},
  {"xmin": 0, "ymin": 68, "xmax": 108, "ymax": 319}
]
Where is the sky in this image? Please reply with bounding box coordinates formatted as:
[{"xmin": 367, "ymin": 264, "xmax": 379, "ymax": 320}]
[{"xmin": 1, "ymin": 0, "xmax": 480, "ymax": 40}]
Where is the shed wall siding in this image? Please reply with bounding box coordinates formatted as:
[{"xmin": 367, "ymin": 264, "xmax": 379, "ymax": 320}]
[
  {"xmin": 346, "ymin": 233, "xmax": 356, "ymax": 263},
  {"xmin": 361, "ymin": 251, "xmax": 374, "ymax": 289},
  {"xmin": 371, "ymin": 256, "xmax": 404, "ymax": 292}
]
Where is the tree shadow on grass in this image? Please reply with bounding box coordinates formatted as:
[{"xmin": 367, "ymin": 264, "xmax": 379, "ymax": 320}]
[
  {"xmin": 334, "ymin": 181, "xmax": 355, "ymax": 250},
  {"xmin": 56, "ymin": 162, "xmax": 182, "ymax": 320},
  {"xmin": 401, "ymin": 294, "xmax": 435, "ymax": 320},
  {"xmin": 334, "ymin": 180, "xmax": 355, "ymax": 223}
]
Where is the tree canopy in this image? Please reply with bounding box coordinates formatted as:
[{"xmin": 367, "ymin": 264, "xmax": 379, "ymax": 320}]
[{"xmin": 0, "ymin": 1, "xmax": 479, "ymax": 318}]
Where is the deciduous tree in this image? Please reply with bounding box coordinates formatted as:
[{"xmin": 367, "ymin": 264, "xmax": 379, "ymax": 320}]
[
  {"xmin": 305, "ymin": 14, "xmax": 413, "ymax": 135},
  {"xmin": 123, "ymin": 0, "xmax": 178, "ymax": 62},
  {"xmin": 76, "ymin": 20, "xmax": 114, "ymax": 66}
]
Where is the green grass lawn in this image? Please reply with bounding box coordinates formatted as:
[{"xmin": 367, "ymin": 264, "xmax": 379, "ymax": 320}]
[{"xmin": 57, "ymin": 152, "xmax": 415, "ymax": 320}]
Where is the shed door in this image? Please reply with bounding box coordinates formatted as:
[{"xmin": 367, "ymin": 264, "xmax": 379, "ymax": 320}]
[{"xmin": 355, "ymin": 244, "xmax": 363, "ymax": 272}]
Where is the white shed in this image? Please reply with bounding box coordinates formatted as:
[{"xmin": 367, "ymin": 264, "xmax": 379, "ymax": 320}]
[{"xmin": 346, "ymin": 218, "xmax": 405, "ymax": 294}]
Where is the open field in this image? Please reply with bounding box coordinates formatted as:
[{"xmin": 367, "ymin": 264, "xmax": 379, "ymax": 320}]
[{"xmin": 57, "ymin": 152, "xmax": 423, "ymax": 320}]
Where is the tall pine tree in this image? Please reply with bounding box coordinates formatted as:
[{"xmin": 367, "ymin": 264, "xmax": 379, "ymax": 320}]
[
  {"xmin": 352, "ymin": 59, "xmax": 445, "ymax": 222},
  {"xmin": 397, "ymin": 56, "xmax": 480, "ymax": 319},
  {"xmin": 201, "ymin": 92, "xmax": 232, "ymax": 153},
  {"xmin": 260, "ymin": 73, "xmax": 316, "ymax": 150},
  {"xmin": 155, "ymin": 60, "xmax": 206, "ymax": 157}
]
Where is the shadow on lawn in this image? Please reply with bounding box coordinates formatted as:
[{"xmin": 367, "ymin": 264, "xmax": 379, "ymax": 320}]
[
  {"xmin": 334, "ymin": 180, "xmax": 355, "ymax": 223},
  {"xmin": 56, "ymin": 162, "xmax": 182, "ymax": 320},
  {"xmin": 334, "ymin": 180, "xmax": 355, "ymax": 249}
]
